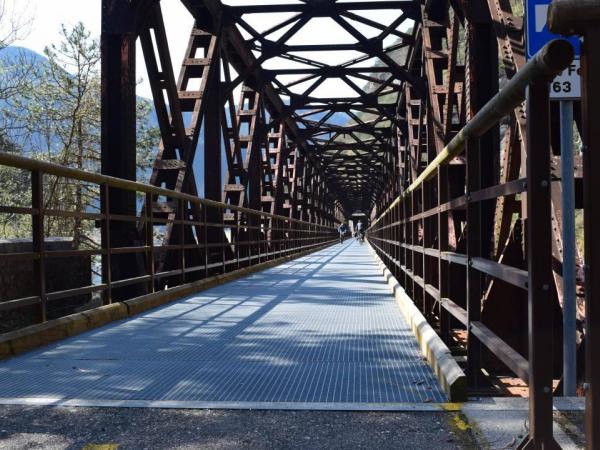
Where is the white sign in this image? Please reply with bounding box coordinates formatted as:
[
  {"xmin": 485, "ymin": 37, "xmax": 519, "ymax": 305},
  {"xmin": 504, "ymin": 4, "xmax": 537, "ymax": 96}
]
[{"xmin": 550, "ymin": 60, "xmax": 581, "ymax": 100}]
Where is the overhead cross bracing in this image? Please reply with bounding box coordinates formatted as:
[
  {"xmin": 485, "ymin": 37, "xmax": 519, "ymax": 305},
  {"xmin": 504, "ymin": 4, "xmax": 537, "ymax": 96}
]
[{"xmin": 170, "ymin": 0, "xmax": 422, "ymax": 217}]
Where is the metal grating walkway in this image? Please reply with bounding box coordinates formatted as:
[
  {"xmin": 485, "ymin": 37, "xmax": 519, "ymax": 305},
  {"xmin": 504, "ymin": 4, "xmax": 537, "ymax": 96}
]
[{"xmin": 0, "ymin": 241, "xmax": 446, "ymax": 406}]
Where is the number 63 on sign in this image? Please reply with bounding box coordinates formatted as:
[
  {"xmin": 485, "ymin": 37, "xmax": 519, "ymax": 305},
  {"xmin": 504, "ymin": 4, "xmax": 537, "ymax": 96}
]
[{"xmin": 551, "ymin": 61, "xmax": 581, "ymax": 100}]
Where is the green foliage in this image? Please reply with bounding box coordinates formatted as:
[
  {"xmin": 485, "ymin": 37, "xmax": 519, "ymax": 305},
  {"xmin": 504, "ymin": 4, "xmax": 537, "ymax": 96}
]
[
  {"xmin": 1, "ymin": 23, "xmax": 159, "ymax": 244},
  {"xmin": 511, "ymin": 0, "xmax": 525, "ymax": 17},
  {"xmin": 0, "ymin": 135, "xmax": 31, "ymax": 237}
]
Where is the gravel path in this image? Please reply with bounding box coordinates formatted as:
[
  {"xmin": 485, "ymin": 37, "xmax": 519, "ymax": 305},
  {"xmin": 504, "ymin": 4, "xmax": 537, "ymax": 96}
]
[{"xmin": 0, "ymin": 406, "xmax": 479, "ymax": 449}]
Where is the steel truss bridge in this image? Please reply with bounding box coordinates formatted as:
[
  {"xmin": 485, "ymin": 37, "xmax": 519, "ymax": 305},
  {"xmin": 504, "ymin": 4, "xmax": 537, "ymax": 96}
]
[{"xmin": 0, "ymin": 0, "xmax": 599, "ymax": 449}]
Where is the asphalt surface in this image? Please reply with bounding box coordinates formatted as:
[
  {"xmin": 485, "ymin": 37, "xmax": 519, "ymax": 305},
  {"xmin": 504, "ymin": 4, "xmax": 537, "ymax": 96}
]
[{"xmin": 0, "ymin": 405, "xmax": 479, "ymax": 449}]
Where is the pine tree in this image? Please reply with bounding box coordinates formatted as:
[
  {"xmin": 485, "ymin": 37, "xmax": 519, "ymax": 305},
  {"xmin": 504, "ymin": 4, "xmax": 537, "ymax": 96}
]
[{"xmin": 6, "ymin": 23, "xmax": 159, "ymax": 246}]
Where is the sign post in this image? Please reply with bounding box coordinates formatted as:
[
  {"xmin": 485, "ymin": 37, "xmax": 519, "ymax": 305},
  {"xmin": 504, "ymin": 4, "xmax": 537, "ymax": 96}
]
[{"xmin": 526, "ymin": 0, "xmax": 581, "ymax": 397}]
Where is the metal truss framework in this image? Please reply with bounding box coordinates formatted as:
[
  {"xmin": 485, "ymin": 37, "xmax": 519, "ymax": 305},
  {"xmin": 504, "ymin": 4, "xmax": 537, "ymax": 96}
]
[
  {"xmin": 365, "ymin": 1, "xmax": 598, "ymax": 449},
  {"xmin": 99, "ymin": 0, "xmax": 598, "ymax": 448},
  {"xmin": 102, "ymin": 0, "xmax": 419, "ymax": 245}
]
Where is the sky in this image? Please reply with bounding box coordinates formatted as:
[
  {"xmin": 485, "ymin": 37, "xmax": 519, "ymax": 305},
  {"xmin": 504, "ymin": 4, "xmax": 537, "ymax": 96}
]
[
  {"xmin": 0, "ymin": 0, "xmax": 412, "ymax": 99},
  {"xmin": 1, "ymin": 0, "xmax": 192, "ymax": 98}
]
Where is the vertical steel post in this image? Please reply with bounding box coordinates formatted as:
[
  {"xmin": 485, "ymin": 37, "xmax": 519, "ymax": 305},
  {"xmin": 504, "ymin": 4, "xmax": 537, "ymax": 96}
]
[
  {"xmin": 580, "ymin": 26, "xmax": 600, "ymax": 450},
  {"xmin": 101, "ymin": 184, "xmax": 113, "ymax": 303},
  {"xmin": 410, "ymin": 191, "xmax": 417, "ymax": 302},
  {"xmin": 179, "ymin": 198, "xmax": 185, "ymax": 284},
  {"xmin": 421, "ymin": 183, "xmax": 427, "ymax": 316},
  {"xmin": 101, "ymin": 0, "xmax": 140, "ymax": 299},
  {"xmin": 221, "ymin": 207, "xmax": 225, "ymax": 273},
  {"xmin": 466, "ymin": 137, "xmax": 482, "ymax": 389},
  {"xmin": 560, "ymin": 100, "xmax": 577, "ymax": 397},
  {"xmin": 236, "ymin": 215, "xmax": 240, "ymax": 269},
  {"xmin": 438, "ymin": 165, "xmax": 450, "ymax": 344},
  {"xmin": 204, "ymin": 42, "xmax": 222, "ymax": 264},
  {"xmin": 101, "ymin": 183, "xmax": 112, "ymax": 304},
  {"xmin": 464, "ymin": 0, "xmax": 498, "ymax": 392},
  {"xmin": 521, "ymin": 81, "xmax": 560, "ymax": 450},
  {"xmin": 402, "ymin": 193, "xmax": 408, "ymax": 288},
  {"xmin": 145, "ymin": 192, "xmax": 154, "ymax": 294},
  {"xmin": 257, "ymin": 213, "xmax": 262, "ymax": 264},
  {"xmin": 203, "ymin": 205, "xmax": 208, "ymax": 279},
  {"xmin": 31, "ymin": 170, "xmax": 46, "ymax": 322}
]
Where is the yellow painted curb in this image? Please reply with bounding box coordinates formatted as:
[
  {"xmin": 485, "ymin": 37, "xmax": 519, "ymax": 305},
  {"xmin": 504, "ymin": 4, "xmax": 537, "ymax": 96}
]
[
  {"xmin": 0, "ymin": 341, "xmax": 11, "ymax": 359},
  {"xmin": 65, "ymin": 314, "xmax": 90, "ymax": 336},
  {"xmin": 367, "ymin": 244, "xmax": 467, "ymax": 402},
  {"xmin": 82, "ymin": 444, "xmax": 119, "ymax": 450},
  {"xmin": 82, "ymin": 303, "xmax": 128, "ymax": 329}
]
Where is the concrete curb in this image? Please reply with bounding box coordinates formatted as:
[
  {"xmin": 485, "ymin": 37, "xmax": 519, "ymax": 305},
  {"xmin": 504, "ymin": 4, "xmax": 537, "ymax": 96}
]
[
  {"xmin": 367, "ymin": 243, "xmax": 467, "ymax": 402},
  {"xmin": 0, "ymin": 242, "xmax": 335, "ymax": 360},
  {"xmin": 0, "ymin": 303, "xmax": 128, "ymax": 359}
]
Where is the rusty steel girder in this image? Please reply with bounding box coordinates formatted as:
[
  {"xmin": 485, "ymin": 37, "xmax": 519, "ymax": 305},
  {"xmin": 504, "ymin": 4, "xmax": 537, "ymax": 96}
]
[{"xmin": 100, "ymin": 1, "xmax": 598, "ymax": 447}]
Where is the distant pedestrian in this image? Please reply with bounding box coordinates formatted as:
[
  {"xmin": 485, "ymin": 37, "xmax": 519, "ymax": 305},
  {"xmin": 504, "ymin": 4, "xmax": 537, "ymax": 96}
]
[
  {"xmin": 356, "ymin": 220, "xmax": 365, "ymax": 243},
  {"xmin": 338, "ymin": 222, "xmax": 348, "ymax": 243}
]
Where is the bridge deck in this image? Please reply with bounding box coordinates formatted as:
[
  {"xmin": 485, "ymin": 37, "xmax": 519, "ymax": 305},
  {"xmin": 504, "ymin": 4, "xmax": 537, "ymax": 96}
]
[{"xmin": 0, "ymin": 241, "xmax": 445, "ymax": 406}]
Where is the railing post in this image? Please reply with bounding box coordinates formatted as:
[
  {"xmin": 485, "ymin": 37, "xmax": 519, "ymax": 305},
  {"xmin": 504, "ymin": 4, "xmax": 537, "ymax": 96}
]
[
  {"xmin": 394, "ymin": 204, "xmax": 399, "ymax": 278},
  {"xmin": 286, "ymin": 219, "xmax": 291, "ymax": 256},
  {"xmin": 277, "ymin": 217, "xmax": 281, "ymax": 257},
  {"xmin": 278, "ymin": 217, "xmax": 282, "ymax": 257},
  {"xmin": 101, "ymin": 183, "xmax": 113, "ymax": 304},
  {"xmin": 256, "ymin": 214, "xmax": 259, "ymax": 262},
  {"xmin": 290, "ymin": 220, "xmax": 294, "ymax": 254},
  {"xmin": 581, "ymin": 27, "xmax": 600, "ymax": 450},
  {"xmin": 410, "ymin": 190, "xmax": 417, "ymax": 302},
  {"xmin": 421, "ymin": 181, "xmax": 427, "ymax": 317},
  {"xmin": 179, "ymin": 198, "xmax": 185, "ymax": 284},
  {"xmin": 203, "ymin": 205, "xmax": 208, "ymax": 279},
  {"xmin": 236, "ymin": 213, "xmax": 240, "ymax": 270},
  {"xmin": 438, "ymin": 165, "xmax": 450, "ymax": 344},
  {"xmin": 402, "ymin": 195, "xmax": 409, "ymax": 288},
  {"xmin": 520, "ymin": 80, "xmax": 559, "ymax": 450},
  {"xmin": 384, "ymin": 210, "xmax": 389, "ymax": 264},
  {"xmin": 466, "ymin": 136, "xmax": 483, "ymax": 389},
  {"xmin": 548, "ymin": 3, "xmax": 600, "ymax": 442},
  {"xmin": 145, "ymin": 192, "xmax": 154, "ymax": 294},
  {"xmin": 389, "ymin": 208, "xmax": 393, "ymax": 267},
  {"xmin": 272, "ymin": 216, "xmax": 276, "ymax": 259},
  {"xmin": 31, "ymin": 170, "xmax": 46, "ymax": 322},
  {"xmin": 221, "ymin": 207, "xmax": 225, "ymax": 274},
  {"xmin": 267, "ymin": 216, "xmax": 271, "ymax": 260}
]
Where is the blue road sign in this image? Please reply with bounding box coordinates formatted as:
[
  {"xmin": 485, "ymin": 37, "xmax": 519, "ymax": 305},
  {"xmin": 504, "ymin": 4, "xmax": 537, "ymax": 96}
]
[{"xmin": 526, "ymin": 0, "xmax": 581, "ymax": 59}]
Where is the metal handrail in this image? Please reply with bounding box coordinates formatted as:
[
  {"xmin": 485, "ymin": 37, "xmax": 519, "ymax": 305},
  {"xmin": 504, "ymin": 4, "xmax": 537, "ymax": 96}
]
[
  {"xmin": 0, "ymin": 150, "xmax": 332, "ymax": 229},
  {"xmin": 0, "ymin": 149, "xmax": 337, "ymax": 330}
]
